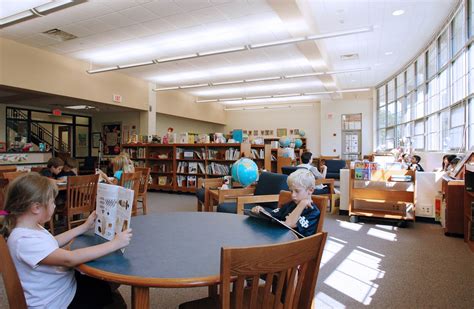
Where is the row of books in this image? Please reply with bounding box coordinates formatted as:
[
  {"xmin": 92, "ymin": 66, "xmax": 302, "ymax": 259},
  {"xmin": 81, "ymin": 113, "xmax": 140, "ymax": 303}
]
[
  {"xmin": 177, "ymin": 175, "xmax": 197, "ymax": 187},
  {"xmin": 354, "ymin": 161, "xmax": 380, "ymax": 180},
  {"xmin": 250, "ymin": 148, "xmax": 265, "ymax": 160},
  {"xmin": 207, "ymin": 162, "xmax": 230, "ymax": 175},
  {"xmin": 151, "ymin": 163, "xmax": 169, "ymax": 173},
  {"xmin": 176, "ymin": 161, "xmax": 206, "ymax": 174},
  {"xmin": 156, "ymin": 176, "xmax": 172, "ymax": 186},
  {"xmin": 224, "ymin": 148, "xmax": 240, "ymax": 160},
  {"xmin": 124, "ymin": 147, "xmax": 146, "ymax": 159}
]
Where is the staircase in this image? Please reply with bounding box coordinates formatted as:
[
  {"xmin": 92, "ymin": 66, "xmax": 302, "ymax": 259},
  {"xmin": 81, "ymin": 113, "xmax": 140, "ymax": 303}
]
[{"xmin": 7, "ymin": 109, "xmax": 69, "ymax": 153}]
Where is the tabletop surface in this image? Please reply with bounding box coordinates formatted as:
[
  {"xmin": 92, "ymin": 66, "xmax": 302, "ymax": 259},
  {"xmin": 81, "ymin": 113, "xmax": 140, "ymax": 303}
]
[{"xmin": 71, "ymin": 212, "xmax": 296, "ymax": 285}]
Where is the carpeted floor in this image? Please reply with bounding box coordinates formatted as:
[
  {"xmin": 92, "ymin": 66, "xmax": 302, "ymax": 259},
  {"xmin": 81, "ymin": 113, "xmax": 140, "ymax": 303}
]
[{"xmin": 1, "ymin": 191, "xmax": 473, "ymax": 308}]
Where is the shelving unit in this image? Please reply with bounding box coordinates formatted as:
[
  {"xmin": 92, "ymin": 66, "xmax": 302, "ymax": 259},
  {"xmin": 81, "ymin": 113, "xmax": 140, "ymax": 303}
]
[
  {"xmin": 122, "ymin": 143, "xmax": 266, "ymax": 193},
  {"xmin": 263, "ymin": 137, "xmax": 306, "ymax": 173},
  {"xmin": 349, "ymin": 169, "xmax": 416, "ymax": 226},
  {"xmin": 463, "ymin": 168, "xmax": 474, "ymax": 252}
]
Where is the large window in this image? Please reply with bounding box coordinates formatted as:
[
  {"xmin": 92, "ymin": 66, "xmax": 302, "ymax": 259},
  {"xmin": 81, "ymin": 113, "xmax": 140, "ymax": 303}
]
[{"xmin": 376, "ymin": 1, "xmax": 474, "ymax": 152}]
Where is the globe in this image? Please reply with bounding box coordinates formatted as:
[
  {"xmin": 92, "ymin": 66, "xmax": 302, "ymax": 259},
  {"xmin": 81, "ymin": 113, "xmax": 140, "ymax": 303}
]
[
  {"xmin": 279, "ymin": 136, "xmax": 291, "ymax": 148},
  {"xmin": 299, "ymin": 130, "xmax": 306, "ymax": 137},
  {"xmin": 231, "ymin": 158, "xmax": 259, "ymax": 187},
  {"xmin": 294, "ymin": 138, "xmax": 303, "ymax": 149}
]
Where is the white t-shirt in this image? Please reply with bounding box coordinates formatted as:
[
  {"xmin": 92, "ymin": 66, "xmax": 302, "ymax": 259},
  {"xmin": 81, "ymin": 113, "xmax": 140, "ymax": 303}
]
[{"xmin": 7, "ymin": 226, "xmax": 76, "ymax": 309}]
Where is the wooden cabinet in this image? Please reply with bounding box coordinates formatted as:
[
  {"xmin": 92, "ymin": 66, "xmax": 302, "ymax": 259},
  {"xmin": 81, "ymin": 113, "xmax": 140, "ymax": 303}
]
[
  {"xmin": 463, "ymin": 170, "xmax": 474, "ymax": 252},
  {"xmin": 122, "ymin": 143, "xmax": 269, "ymax": 193},
  {"xmin": 349, "ymin": 169, "xmax": 416, "ymax": 226},
  {"xmin": 441, "ymin": 178, "xmax": 465, "ymax": 236}
]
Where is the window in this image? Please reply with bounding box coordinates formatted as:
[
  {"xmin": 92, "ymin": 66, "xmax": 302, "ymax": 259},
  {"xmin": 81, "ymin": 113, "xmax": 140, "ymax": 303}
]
[
  {"xmin": 470, "ymin": 0, "xmax": 474, "ymax": 38},
  {"xmin": 386, "ymin": 128, "xmax": 395, "ymax": 149},
  {"xmin": 396, "ymin": 98, "xmax": 404, "ymax": 124},
  {"xmin": 378, "ymin": 106, "xmax": 387, "ymax": 128},
  {"xmin": 414, "ymin": 120, "xmax": 425, "ymax": 149},
  {"xmin": 387, "ymin": 102, "xmax": 396, "ymax": 126},
  {"xmin": 377, "ymin": 86, "xmax": 386, "ymax": 107},
  {"xmin": 452, "ymin": 7, "xmax": 465, "ymax": 55},
  {"xmin": 387, "ymin": 79, "xmax": 395, "ymax": 103},
  {"xmin": 441, "ymin": 110, "xmax": 450, "ymax": 150},
  {"xmin": 439, "ymin": 28, "xmax": 449, "ymax": 68},
  {"xmin": 407, "ymin": 64, "xmax": 415, "ymax": 93},
  {"xmin": 469, "ymin": 44, "xmax": 474, "ymax": 94},
  {"xmin": 439, "ymin": 69, "xmax": 449, "ymax": 109},
  {"xmin": 450, "ymin": 103, "xmax": 465, "ymax": 149},
  {"xmin": 427, "ymin": 42, "xmax": 438, "ymax": 78},
  {"xmin": 469, "ymin": 99, "xmax": 474, "ymax": 149},
  {"xmin": 451, "ymin": 54, "xmax": 466, "ymax": 104},
  {"xmin": 407, "ymin": 91, "xmax": 416, "ymax": 121},
  {"xmin": 378, "ymin": 129, "xmax": 386, "ymax": 150},
  {"xmin": 415, "ymin": 88, "xmax": 425, "ymax": 119},
  {"xmin": 396, "ymin": 72, "xmax": 405, "ymax": 98},
  {"xmin": 402, "ymin": 95, "xmax": 411, "ymax": 123},
  {"xmin": 427, "ymin": 77, "xmax": 439, "ymax": 114},
  {"xmin": 427, "ymin": 114, "xmax": 440, "ymax": 151},
  {"xmin": 416, "ymin": 55, "xmax": 425, "ymax": 86}
]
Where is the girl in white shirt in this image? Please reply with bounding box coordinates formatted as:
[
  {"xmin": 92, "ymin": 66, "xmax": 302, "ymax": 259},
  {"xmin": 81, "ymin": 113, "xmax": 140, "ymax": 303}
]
[{"xmin": 0, "ymin": 173, "xmax": 132, "ymax": 308}]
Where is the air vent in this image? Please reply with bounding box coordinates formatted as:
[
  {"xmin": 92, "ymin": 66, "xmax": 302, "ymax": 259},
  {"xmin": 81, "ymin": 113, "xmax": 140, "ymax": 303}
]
[
  {"xmin": 42, "ymin": 29, "xmax": 77, "ymax": 42},
  {"xmin": 340, "ymin": 53, "xmax": 359, "ymax": 61}
]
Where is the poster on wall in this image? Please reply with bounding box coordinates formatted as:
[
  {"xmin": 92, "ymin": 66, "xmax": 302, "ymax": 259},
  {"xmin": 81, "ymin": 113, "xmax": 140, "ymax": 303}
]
[{"xmin": 102, "ymin": 122, "xmax": 121, "ymax": 155}]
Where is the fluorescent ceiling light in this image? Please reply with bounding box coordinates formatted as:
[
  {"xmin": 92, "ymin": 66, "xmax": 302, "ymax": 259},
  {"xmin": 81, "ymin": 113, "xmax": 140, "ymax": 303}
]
[
  {"xmin": 273, "ymin": 93, "xmax": 301, "ymax": 98},
  {"xmin": 250, "ymin": 37, "xmax": 306, "ymax": 49},
  {"xmin": 118, "ymin": 61, "xmax": 155, "ymax": 69},
  {"xmin": 65, "ymin": 105, "xmax": 95, "ymax": 110},
  {"xmin": 0, "ymin": 10, "xmax": 33, "ymax": 26},
  {"xmin": 384, "ymin": 51, "xmax": 393, "ymax": 56},
  {"xmin": 285, "ymin": 72, "xmax": 324, "ymax": 79},
  {"xmin": 306, "ymin": 26, "xmax": 373, "ymax": 40},
  {"xmin": 157, "ymin": 54, "xmax": 198, "ymax": 63},
  {"xmin": 325, "ymin": 67, "xmax": 371, "ymax": 74},
  {"xmin": 246, "ymin": 95, "xmax": 272, "ymax": 100},
  {"xmin": 198, "ymin": 46, "xmax": 247, "ymax": 57},
  {"xmin": 212, "ymin": 80, "xmax": 245, "ymax": 86},
  {"xmin": 179, "ymin": 83, "xmax": 209, "ymax": 89},
  {"xmin": 335, "ymin": 88, "xmax": 371, "ymax": 93},
  {"xmin": 218, "ymin": 97, "xmax": 245, "ymax": 102},
  {"xmin": 304, "ymin": 91, "xmax": 334, "ymax": 95},
  {"xmin": 87, "ymin": 66, "xmax": 119, "ymax": 74},
  {"xmin": 154, "ymin": 86, "xmax": 180, "ymax": 91},
  {"xmin": 392, "ymin": 10, "xmax": 405, "ymax": 16},
  {"xmin": 35, "ymin": 0, "xmax": 73, "ymax": 13},
  {"xmin": 224, "ymin": 103, "xmax": 313, "ymax": 111},
  {"xmin": 196, "ymin": 99, "xmax": 219, "ymax": 103},
  {"xmin": 245, "ymin": 76, "xmax": 281, "ymax": 82}
]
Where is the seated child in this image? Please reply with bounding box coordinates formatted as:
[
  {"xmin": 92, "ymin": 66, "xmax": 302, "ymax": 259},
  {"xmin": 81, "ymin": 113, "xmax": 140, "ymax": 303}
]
[
  {"xmin": 251, "ymin": 169, "xmax": 320, "ymax": 237},
  {"xmin": 40, "ymin": 157, "xmax": 64, "ymax": 180},
  {"xmin": 408, "ymin": 155, "xmax": 424, "ymax": 172},
  {"xmin": 0, "ymin": 173, "xmax": 132, "ymax": 308},
  {"xmin": 318, "ymin": 158, "xmax": 328, "ymax": 179},
  {"xmin": 97, "ymin": 154, "xmax": 135, "ymax": 185},
  {"xmin": 57, "ymin": 157, "xmax": 79, "ymax": 179},
  {"xmin": 297, "ymin": 151, "xmax": 328, "ymax": 195}
]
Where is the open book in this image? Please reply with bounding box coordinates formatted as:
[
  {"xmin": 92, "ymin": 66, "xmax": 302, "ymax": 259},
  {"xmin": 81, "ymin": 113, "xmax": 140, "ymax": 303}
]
[
  {"xmin": 244, "ymin": 208, "xmax": 304, "ymax": 238},
  {"xmin": 95, "ymin": 183, "xmax": 133, "ymax": 251}
]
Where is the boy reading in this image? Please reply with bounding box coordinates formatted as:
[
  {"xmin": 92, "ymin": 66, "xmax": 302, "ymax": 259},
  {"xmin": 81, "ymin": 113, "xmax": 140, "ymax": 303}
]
[{"xmin": 251, "ymin": 169, "xmax": 320, "ymax": 237}]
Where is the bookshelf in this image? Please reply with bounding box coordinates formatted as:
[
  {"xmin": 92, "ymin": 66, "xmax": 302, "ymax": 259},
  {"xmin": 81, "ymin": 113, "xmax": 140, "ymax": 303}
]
[
  {"xmin": 463, "ymin": 168, "xmax": 474, "ymax": 252},
  {"xmin": 122, "ymin": 143, "xmax": 267, "ymax": 193},
  {"xmin": 263, "ymin": 137, "xmax": 306, "ymax": 172},
  {"xmin": 349, "ymin": 167, "xmax": 416, "ymax": 227}
]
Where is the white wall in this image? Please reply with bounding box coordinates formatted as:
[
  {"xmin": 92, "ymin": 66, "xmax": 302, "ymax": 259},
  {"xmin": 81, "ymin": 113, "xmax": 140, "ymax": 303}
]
[
  {"xmin": 224, "ymin": 104, "xmax": 320, "ymax": 154},
  {"xmin": 156, "ymin": 113, "xmax": 225, "ymax": 137},
  {"xmin": 320, "ymin": 97, "xmax": 373, "ymax": 157}
]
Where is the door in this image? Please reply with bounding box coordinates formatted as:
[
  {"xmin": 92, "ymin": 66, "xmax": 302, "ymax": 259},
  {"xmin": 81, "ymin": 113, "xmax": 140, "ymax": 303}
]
[
  {"xmin": 342, "ymin": 131, "xmax": 361, "ymax": 160},
  {"xmin": 58, "ymin": 125, "xmax": 72, "ymax": 155}
]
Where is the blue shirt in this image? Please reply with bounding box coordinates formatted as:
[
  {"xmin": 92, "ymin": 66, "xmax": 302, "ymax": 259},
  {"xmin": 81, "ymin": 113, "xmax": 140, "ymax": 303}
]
[
  {"xmin": 269, "ymin": 201, "xmax": 320, "ymax": 237},
  {"xmin": 114, "ymin": 170, "xmax": 123, "ymax": 181}
]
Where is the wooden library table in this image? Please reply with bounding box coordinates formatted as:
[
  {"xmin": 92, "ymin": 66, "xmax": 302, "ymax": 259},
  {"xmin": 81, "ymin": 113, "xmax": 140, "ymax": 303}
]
[{"xmin": 70, "ymin": 212, "xmax": 296, "ymax": 309}]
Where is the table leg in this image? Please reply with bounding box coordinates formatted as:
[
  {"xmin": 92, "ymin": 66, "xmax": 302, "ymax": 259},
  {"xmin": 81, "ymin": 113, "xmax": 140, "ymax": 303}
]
[
  {"xmin": 132, "ymin": 286, "xmax": 149, "ymax": 309},
  {"xmin": 208, "ymin": 284, "xmax": 218, "ymax": 297}
]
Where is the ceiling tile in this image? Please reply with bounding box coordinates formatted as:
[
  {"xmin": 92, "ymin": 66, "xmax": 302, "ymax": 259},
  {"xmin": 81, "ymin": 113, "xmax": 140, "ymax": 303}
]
[
  {"xmin": 161, "ymin": 12, "xmax": 202, "ymax": 29},
  {"xmin": 142, "ymin": 0, "xmax": 183, "ymax": 18},
  {"xmin": 119, "ymin": 6, "xmax": 158, "ymax": 23},
  {"xmin": 75, "ymin": 18, "xmax": 115, "ymax": 33},
  {"xmin": 189, "ymin": 7, "xmax": 229, "ymax": 24},
  {"xmin": 142, "ymin": 18, "xmax": 177, "ymax": 34},
  {"xmin": 98, "ymin": 12, "xmax": 137, "ymax": 28}
]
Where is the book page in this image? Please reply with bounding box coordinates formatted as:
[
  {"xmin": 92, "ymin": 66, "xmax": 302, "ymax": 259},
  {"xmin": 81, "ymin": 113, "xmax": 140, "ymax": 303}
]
[
  {"xmin": 95, "ymin": 183, "xmax": 120, "ymax": 240},
  {"xmin": 115, "ymin": 186, "xmax": 134, "ymax": 236},
  {"xmin": 244, "ymin": 208, "xmax": 304, "ymax": 238}
]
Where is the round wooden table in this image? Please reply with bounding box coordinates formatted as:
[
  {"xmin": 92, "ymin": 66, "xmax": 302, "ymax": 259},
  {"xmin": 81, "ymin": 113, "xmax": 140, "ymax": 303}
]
[{"xmin": 71, "ymin": 212, "xmax": 297, "ymax": 308}]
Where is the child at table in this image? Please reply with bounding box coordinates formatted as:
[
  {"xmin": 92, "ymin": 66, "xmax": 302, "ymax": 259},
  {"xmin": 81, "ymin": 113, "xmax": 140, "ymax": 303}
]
[
  {"xmin": 251, "ymin": 169, "xmax": 320, "ymax": 237},
  {"xmin": 40, "ymin": 157, "xmax": 64, "ymax": 181},
  {"xmin": 97, "ymin": 154, "xmax": 134, "ymax": 185},
  {"xmin": 57, "ymin": 157, "xmax": 79, "ymax": 179},
  {"xmin": 0, "ymin": 173, "xmax": 132, "ymax": 308}
]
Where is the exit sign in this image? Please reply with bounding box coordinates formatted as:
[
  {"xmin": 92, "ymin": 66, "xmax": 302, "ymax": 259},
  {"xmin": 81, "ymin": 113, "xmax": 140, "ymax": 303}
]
[
  {"xmin": 52, "ymin": 108, "xmax": 62, "ymax": 116},
  {"xmin": 113, "ymin": 94, "xmax": 122, "ymax": 103}
]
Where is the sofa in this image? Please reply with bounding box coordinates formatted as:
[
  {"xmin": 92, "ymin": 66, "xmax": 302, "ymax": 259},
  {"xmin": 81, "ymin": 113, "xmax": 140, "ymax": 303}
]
[{"xmin": 324, "ymin": 159, "xmax": 347, "ymax": 180}]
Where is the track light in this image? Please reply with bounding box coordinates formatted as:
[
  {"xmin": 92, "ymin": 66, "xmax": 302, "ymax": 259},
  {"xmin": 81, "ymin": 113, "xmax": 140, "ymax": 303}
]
[
  {"xmin": 157, "ymin": 54, "xmax": 198, "ymax": 63},
  {"xmin": 87, "ymin": 66, "xmax": 119, "ymax": 74},
  {"xmin": 117, "ymin": 61, "xmax": 155, "ymax": 69}
]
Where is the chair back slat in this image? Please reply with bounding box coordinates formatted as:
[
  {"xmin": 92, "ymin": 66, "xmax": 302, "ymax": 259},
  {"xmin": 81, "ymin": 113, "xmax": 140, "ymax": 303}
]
[
  {"xmin": 0, "ymin": 237, "xmax": 28, "ymax": 309},
  {"xmin": 0, "ymin": 166, "xmax": 17, "ymax": 178},
  {"xmin": 135, "ymin": 167, "xmax": 151, "ymax": 194},
  {"xmin": 66, "ymin": 174, "xmax": 99, "ymax": 229},
  {"xmin": 119, "ymin": 171, "xmax": 141, "ymax": 216},
  {"xmin": 220, "ymin": 232, "xmax": 327, "ymax": 309}
]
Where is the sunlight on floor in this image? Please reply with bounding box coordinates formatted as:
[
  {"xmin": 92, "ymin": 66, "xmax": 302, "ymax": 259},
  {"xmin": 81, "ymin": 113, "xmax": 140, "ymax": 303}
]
[
  {"xmin": 375, "ymin": 224, "xmax": 399, "ymax": 231},
  {"xmin": 323, "ymin": 249, "xmax": 385, "ymax": 305},
  {"xmin": 320, "ymin": 237, "xmax": 346, "ymax": 267},
  {"xmin": 367, "ymin": 227, "xmax": 397, "ymax": 241},
  {"xmin": 314, "ymin": 291, "xmax": 346, "ymax": 309},
  {"xmin": 336, "ymin": 219, "xmax": 363, "ymax": 231}
]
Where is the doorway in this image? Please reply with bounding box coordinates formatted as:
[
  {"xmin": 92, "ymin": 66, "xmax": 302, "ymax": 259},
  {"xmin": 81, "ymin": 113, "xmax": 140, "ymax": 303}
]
[{"xmin": 341, "ymin": 114, "xmax": 362, "ymax": 160}]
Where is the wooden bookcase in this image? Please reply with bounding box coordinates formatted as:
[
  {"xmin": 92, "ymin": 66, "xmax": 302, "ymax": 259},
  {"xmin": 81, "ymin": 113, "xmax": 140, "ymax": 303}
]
[
  {"xmin": 349, "ymin": 169, "xmax": 416, "ymax": 226},
  {"xmin": 263, "ymin": 138, "xmax": 306, "ymax": 173},
  {"xmin": 463, "ymin": 169, "xmax": 474, "ymax": 252},
  {"xmin": 441, "ymin": 178, "xmax": 465, "ymax": 236},
  {"xmin": 122, "ymin": 143, "xmax": 269, "ymax": 193}
]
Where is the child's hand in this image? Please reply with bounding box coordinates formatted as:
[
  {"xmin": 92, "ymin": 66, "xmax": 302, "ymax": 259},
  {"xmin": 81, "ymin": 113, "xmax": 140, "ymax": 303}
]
[
  {"xmin": 82, "ymin": 211, "xmax": 97, "ymax": 231},
  {"xmin": 251, "ymin": 206, "xmax": 264, "ymax": 214},
  {"xmin": 297, "ymin": 199, "xmax": 313, "ymax": 209},
  {"xmin": 113, "ymin": 229, "xmax": 132, "ymax": 249}
]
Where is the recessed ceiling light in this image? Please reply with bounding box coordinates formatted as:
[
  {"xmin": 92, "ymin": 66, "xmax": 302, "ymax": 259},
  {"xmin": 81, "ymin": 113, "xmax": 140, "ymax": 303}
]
[
  {"xmin": 65, "ymin": 105, "xmax": 95, "ymax": 110},
  {"xmin": 392, "ymin": 10, "xmax": 405, "ymax": 16},
  {"xmin": 385, "ymin": 51, "xmax": 393, "ymax": 56}
]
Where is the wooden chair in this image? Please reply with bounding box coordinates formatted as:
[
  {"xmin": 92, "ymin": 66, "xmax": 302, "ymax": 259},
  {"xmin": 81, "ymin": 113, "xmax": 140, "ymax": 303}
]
[
  {"xmin": 135, "ymin": 167, "xmax": 151, "ymax": 215},
  {"xmin": 3, "ymin": 171, "xmax": 28, "ymax": 182},
  {"xmin": 0, "ymin": 236, "xmax": 28, "ymax": 309},
  {"xmin": 30, "ymin": 166, "xmax": 44, "ymax": 173},
  {"xmin": 277, "ymin": 156, "xmax": 293, "ymax": 174},
  {"xmin": 119, "ymin": 171, "xmax": 142, "ymax": 216},
  {"xmin": 196, "ymin": 177, "xmax": 224, "ymax": 212},
  {"xmin": 179, "ymin": 232, "xmax": 328, "ymax": 309},
  {"xmin": 65, "ymin": 174, "xmax": 99, "ymax": 230},
  {"xmin": 316, "ymin": 178, "xmax": 337, "ymax": 212},
  {"xmin": 0, "ymin": 166, "xmax": 16, "ymax": 178}
]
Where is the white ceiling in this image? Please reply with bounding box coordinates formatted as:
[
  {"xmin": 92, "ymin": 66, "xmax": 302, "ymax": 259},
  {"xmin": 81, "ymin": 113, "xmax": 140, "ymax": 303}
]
[{"xmin": 0, "ymin": 0, "xmax": 458, "ymax": 104}]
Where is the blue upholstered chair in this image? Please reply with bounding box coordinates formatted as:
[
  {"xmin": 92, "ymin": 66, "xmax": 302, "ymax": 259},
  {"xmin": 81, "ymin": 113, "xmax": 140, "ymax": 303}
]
[
  {"xmin": 217, "ymin": 172, "xmax": 289, "ymax": 214},
  {"xmin": 281, "ymin": 166, "xmax": 301, "ymax": 175},
  {"xmin": 196, "ymin": 177, "xmax": 224, "ymax": 212},
  {"xmin": 325, "ymin": 159, "xmax": 347, "ymax": 179}
]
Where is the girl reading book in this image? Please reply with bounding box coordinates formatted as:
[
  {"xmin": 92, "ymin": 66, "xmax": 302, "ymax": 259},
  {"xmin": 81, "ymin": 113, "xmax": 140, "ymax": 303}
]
[{"xmin": 0, "ymin": 173, "xmax": 132, "ymax": 308}]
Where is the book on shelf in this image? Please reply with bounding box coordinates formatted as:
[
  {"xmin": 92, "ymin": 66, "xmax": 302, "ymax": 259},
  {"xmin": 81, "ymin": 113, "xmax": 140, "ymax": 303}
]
[
  {"xmin": 177, "ymin": 161, "xmax": 188, "ymax": 173},
  {"xmin": 187, "ymin": 175, "xmax": 197, "ymax": 188},
  {"xmin": 177, "ymin": 175, "xmax": 186, "ymax": 187},
  {"xmin": 188, "ymin": 162, "xmax": 198, "ymax": 174},
  {"xmin": 198, "ymin": 162, "xmax": 206, "ymax": 174},
  {"xmin": 183, "ymin": 151, "xmax": 194, "ymax": 159},
  {"xmin": 158, "ymin": 176, "xmax": 168, "ymax": 186},
  {"xmin": 390, "ymin": 175, "xmax": 412, "ymax": 182},
  {"xmin": 95, "ymin": 183, "xmax": 133, "ymax": 251},
  {"xmin": 354, "ymin": 168, "xmax": 371, "ymax": 180},
  {"xmin": 225, "ymin": 148, "xmax": 240, "ymax": 160},
  {"xmin": 207, "ymin": 162, "xmax": 230, "ymax": 175},
  {"xmin": 243, "ymin": 208, "xmax": 304, "ymax": 239}
]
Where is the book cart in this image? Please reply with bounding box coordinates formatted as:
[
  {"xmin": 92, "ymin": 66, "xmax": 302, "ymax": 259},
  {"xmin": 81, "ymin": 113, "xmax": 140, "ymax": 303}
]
[{"xmin": 349, "ymin": 163, "xmax": 416, "ymax": 227}]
